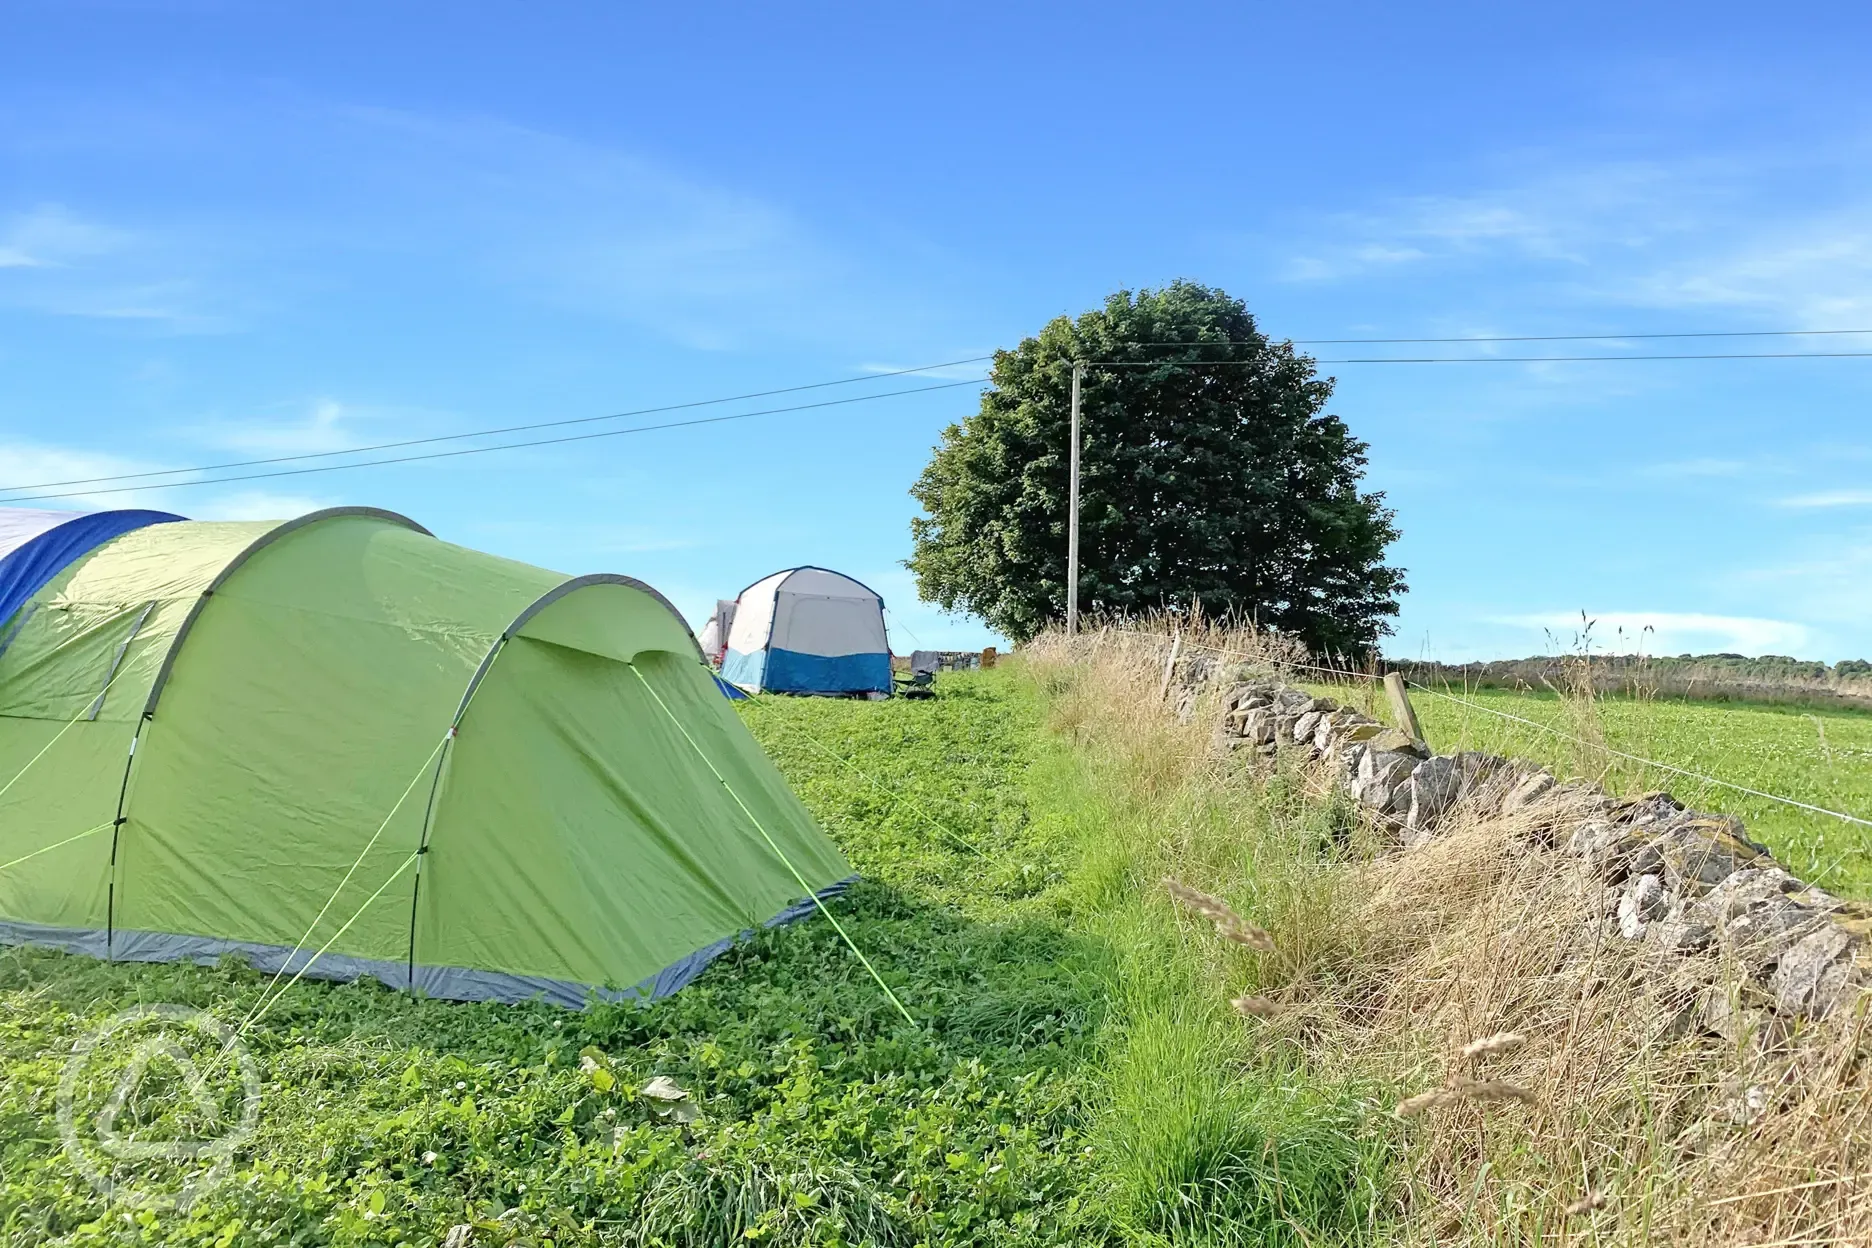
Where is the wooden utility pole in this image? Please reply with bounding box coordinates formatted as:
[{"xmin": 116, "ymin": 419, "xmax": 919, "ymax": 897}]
[
  {"xmin": 1066, "ymin": 361, "xmax": 1084, "ymax": 636},
  {"xmin": 1383, "ymin": 671, "xmax": 1427, "ymax": 747}
]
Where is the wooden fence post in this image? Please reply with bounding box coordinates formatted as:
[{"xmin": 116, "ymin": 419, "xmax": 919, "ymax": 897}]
[
  {"xmin": 1157, "ymin": 630, "xmax": 1183, "ymax": 704},
  {"xmin": 1384, "ymin": 671, "xmax": 1427, "ymax": 747}
]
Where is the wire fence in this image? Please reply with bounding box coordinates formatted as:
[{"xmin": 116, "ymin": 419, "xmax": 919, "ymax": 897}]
[{"xmin": 1117, "ymin": 629, "xmax": 1872, "ymax": 834}]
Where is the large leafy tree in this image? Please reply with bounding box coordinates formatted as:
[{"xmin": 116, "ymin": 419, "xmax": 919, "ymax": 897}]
[{"xmin": 908, "ymin": 282, "xmax": 1405, "ymax": 653}]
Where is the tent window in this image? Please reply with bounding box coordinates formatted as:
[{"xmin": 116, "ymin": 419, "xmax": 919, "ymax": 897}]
[{"xmin": 85, "ymin": 600, "xmax": 156, "ymax": 721}]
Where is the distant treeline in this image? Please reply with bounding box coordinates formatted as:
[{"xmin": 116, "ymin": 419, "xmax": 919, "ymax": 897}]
[{"xmin": 1382, "ymin": 653, "xmax": 1872, "ymax": 713}]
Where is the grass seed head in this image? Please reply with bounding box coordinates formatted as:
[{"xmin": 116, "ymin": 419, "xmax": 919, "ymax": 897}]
[
  {"xmin": 1459, "ymin": 1032, "xmax": 1528, "ymax": 1060},
  {"xmin": 1396, "ymin": 1077, "xmax": 1536, "ymax": 1118},
  {"xmin": 1164, "ymin": 877, "xmax": 1277, "ymax": 952},
  {"xmin": 1395, "ymin": 1088, "xmax": 1456, "ymax": 1118},
  {"xmin": 1448, "ymin": 1077, "xmax": 1536, "ymax": 1105},
  {"xmin": 1566, "ymin": 1190, "xmax": 1607, "ymax": 1216}
]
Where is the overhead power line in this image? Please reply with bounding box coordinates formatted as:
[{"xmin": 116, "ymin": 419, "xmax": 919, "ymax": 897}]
[
  {"xmin": 0, "ymin": 355, "xmax": 994, "ymax": 497},
  {"xmin": 12, "ymin": 327, "xmax": 1869, "ymax": 506},
  {"xmin": 0, "ymin": 378, "xmax": 987, "ymax": 505},
  {"xmin": 1125, "ymin": 328, "xmax": 1872, "ymax": 346},
  {"xmin": 1090, "ymin": 351, "xmax": 1872, "ymax": 365}
]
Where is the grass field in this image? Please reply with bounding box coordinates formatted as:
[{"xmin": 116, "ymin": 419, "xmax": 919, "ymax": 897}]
[
  {"xmin": 0, "ymin": 669, "xmax": 1390, "ymax": 1247},
  {"xmin": 1317, "ymin": 679, "xmax": 1872, "ymax": 896},
  {"xmin": 10, "ymin": 655, "xmax": 1865, "ymax": 1245}
]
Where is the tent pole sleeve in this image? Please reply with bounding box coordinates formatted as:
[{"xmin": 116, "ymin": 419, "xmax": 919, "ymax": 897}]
[
  {"xmin": 104, "ymin": 713, "xmax": 150, "ymax": 961},
  {"xmin": 404, "ymin": 723, "xmax": 460, "ymax": 993},
  {"xmin": 403, "ymin": 631, "xmax": 514, "ymax": 995}
]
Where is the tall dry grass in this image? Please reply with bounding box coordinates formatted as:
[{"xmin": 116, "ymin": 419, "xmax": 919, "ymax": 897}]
[{"xmin": 1023, "ymin": 621, "xmax": 1872, "ymax": 1246}]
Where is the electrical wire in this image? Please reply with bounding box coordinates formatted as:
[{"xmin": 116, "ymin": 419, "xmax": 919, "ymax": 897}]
[
  {"xmin": 1087, "ymin": 351, "xmax": 1872, "ymax": 366},
  {"xmin": 14, "ymin": 330, "xmax": 1869, "ymax": 504},
  {"xmin": 0, "ymin": 355, "xmax": 993, "ymax": 498},
  {"xmin": 0, "ymin": 377, "xmax": 987, "ymax": 504},
  {"xmin": 1114, "ymin": 329, "xmax": 1872, "ymax": 346}
]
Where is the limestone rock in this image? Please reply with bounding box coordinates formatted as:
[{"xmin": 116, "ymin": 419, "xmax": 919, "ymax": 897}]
[
  {"xmin": 1618, "ymin": 874, "xmax": 1668, "ymax": 938},
  {"xmin": 1274, "ymin": 687, "xmax": 1315, "ymax": 712},
  {"xmin": 1355, "ymin": 749, "xmax": 1420, "ymax": 815},
  {"xmin": 1771, "ymin": 925, "xmax": 1858, "ymax": 1018},
  {"xmin": 1611, "ymin": 790, "xmax": 1686, "ymax": 828},
  {"xmin": 1292, "ymin": 709, "xmax": 1324, "ymax": 746},
  {"xmin": 1220, "ymin": 683, "xmax": 1265, "ymax": 713},
  {"xmin": 1647, "ymin": 916, "xmax": 1714, "ymax": 955},
  {"xmin": 1651, "ymin": 817, "xmax": 1770, "ymax": 896},
  {"xmin": 1404, "ymin": 754, "xmax": 1462, "ymax": 837},
  {"xmin": 1501, "ymin": 769, "xmax": 1555, "ymax": 815},
  {"xmin": 1237, "ymin": 707, "xmax": 1276, "ymax": 745},
  {"xmin": 1364, "ymin": 727, "xmax": 1428, "ymax": 758},
  {"xmin": 1565, "ymin": 820, "xmax": 1626, "ymax": 871}
]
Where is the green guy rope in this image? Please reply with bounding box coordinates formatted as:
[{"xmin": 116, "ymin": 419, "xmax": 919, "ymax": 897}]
[
  {"xmin": 234, "ymin": 732, "xmax": 449, "ymax": 1036},
  {"xmin": 630, "ymin": 664, "xmax": 917, "ymax": 1027},
  {"xmin": 237, "ymin": 849, "xmax": 421, "ymax": 1040},
  {"xmin": 0, "ymin": 820, "xmax": 113, "ymax": 875},
  {"xmin": 0, "ymin": 609, "xmax": 148, "ymax": 808}
]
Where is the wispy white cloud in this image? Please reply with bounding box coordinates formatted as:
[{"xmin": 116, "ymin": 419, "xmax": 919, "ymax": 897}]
[
  {"xmin": 0, "ymin": 441, "xmax": 177, "ymax": 512},
  {"xmin": 1489, "ymin": 610, "xmax": 1812, "ymax": 656},
  {"xmin": 0, "ymin": 203, "xmax": 231, "ymax": 331},
  {"xmin": 1279, "ymin": 161, "xmax": 1698, "ymax": 283},
  {"xmin": 1777, "ymin": 489, "xmax": 1872, "ymax": 508},
  {"xmin": 332, "ymin": 106, "xmax": 861, "ymax": 352},
  {"xmin": 1618, "ymin": 217, "xmax": 1872, "ymax": 324},
  {"xmin": 0, "ymin": 204, "xmax": 126, "ymax": 269},
  {"xmin": 1739, "ymin": 539, "xmax": 1872, "ymax": 642},
  {"xmin": 1275, "ymin": 153, "xmax": 1872, "ymax": 328},
  {"xmin": 0, "ymin": 442, "xmax": 331, "ymax": 518},
  {"xmin": 188, "ymin": 489, "xmax": 331, "ymax": 521},
  {"xmin": 856, "ymin": 359, "xmax": 992, "ymax": 382},
  {"xmin": 198, "ymin": 398, "xmax": 362, "ymax": 455}
]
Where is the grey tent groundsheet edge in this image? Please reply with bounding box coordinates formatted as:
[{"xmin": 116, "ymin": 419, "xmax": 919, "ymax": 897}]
[{"xmin": 0, "ymin": 877, "xmax": 856, "ymax": 1009}]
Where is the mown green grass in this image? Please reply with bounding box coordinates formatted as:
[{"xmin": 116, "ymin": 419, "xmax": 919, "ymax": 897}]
[
  {"xmin": 1, "ymin": 670, "xmax": 1389, "ymax": 1247},
  {"xmin": 1350, "ymin": 680, "xmax": 1872, "ymax": 896}
]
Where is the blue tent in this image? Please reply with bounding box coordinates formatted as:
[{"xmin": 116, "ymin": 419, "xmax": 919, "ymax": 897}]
[
  {"xmin": 0, "ymin": 509, "xmax": 185, "ymax": 635},
  {"xmin": 721, "ymin": 567, "xmax": 892, "ymax": 696}
]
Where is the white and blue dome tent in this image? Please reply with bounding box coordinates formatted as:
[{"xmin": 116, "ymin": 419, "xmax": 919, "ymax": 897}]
[
  {"xmin": 721, "ymin": 567, "xmax": 892, "ymax": 696},
  {"xmin": 0, "ymin": 508, "xmax": 185, "ymax": 631}
]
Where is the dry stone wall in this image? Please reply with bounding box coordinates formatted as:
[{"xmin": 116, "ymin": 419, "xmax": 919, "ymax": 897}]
[{"xmin": 1192, "ymin": 667, "xmax": 1869, "ymax": 1029}]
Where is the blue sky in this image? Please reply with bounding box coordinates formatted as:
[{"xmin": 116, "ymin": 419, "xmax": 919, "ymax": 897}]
[{"xmin": 3, "ymin": 2, "xmax": 1871, "ymax": 661}]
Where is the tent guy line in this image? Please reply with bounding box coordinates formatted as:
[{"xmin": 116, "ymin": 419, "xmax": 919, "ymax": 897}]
[
  {"xmin": 237, "ymin": 850, "xmax": 423, "ymax": 1041},
  {"xmin": 234, "ymin": 730, "xmax": 453, "ymax": 1038},
  {"xmin": 741, "ymin": 701, "xmax": 987, "ymax": 858},
  {"xmin": 628, "ymin": 662, "xmax": 918, "ymax": 1027},
  {"xmin": 0, "ymin": 821, "xmax": 113, "ymax": 876},
  {"xmin": 0, "ymin": 607, "xmax": 149, "ymax": 807}
]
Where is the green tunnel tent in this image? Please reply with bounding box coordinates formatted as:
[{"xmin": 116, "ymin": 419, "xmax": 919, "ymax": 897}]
[{"xmin": 0, "ymin": 507, "xmax": 853, "ymax": 1007}]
